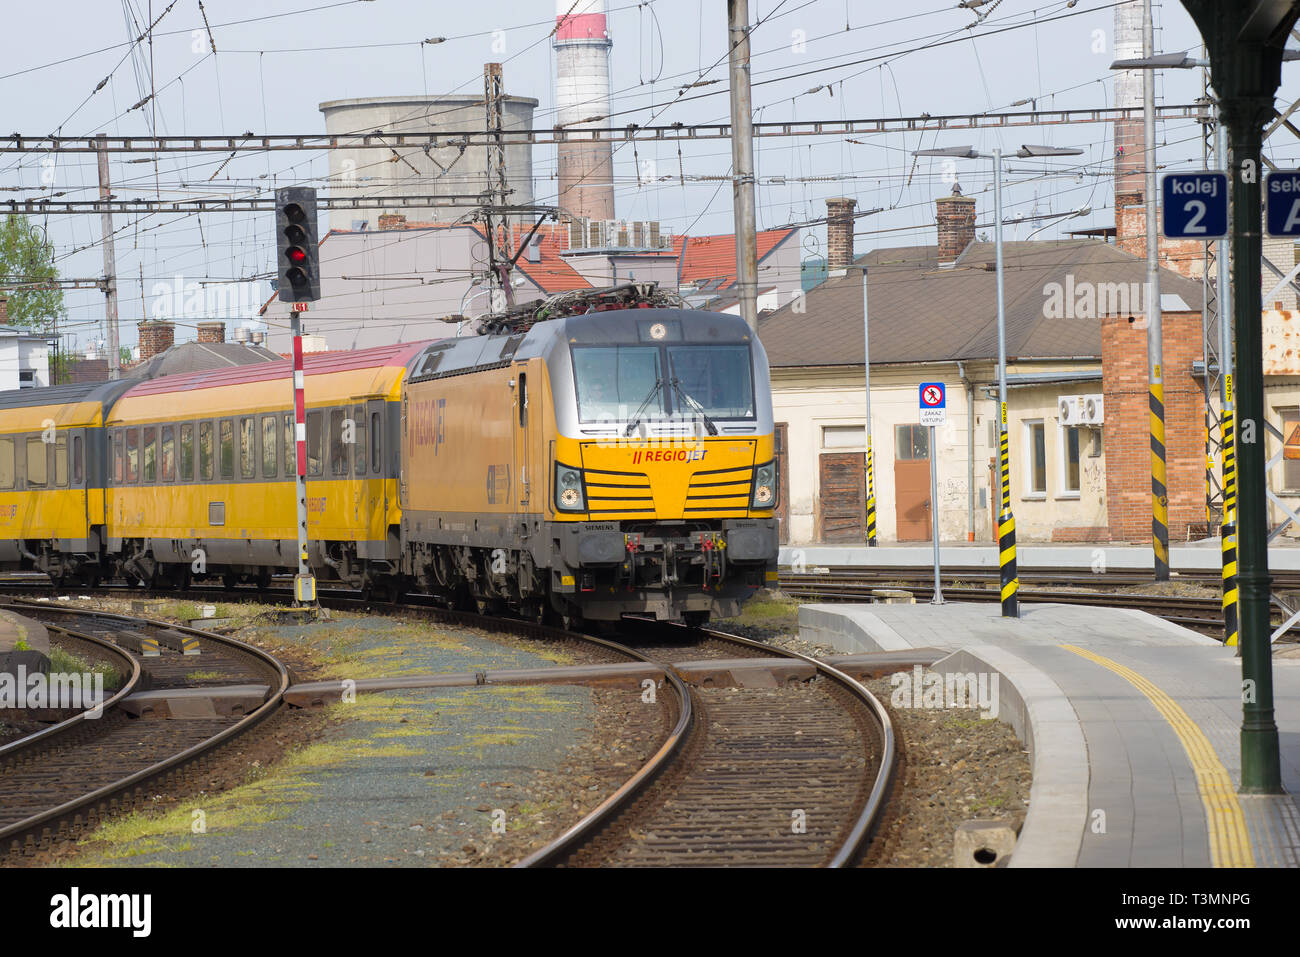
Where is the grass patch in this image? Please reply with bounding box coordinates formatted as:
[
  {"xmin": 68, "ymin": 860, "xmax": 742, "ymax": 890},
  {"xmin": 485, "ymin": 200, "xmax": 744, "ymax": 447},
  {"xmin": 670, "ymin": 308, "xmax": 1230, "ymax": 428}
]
[
  {"xmin": 47, "ymin": 645, "xmax": 124, "ymax": 690},
  {"xmin": 721, "ymin": 593, "xmax": 801, "ymax": 631}
]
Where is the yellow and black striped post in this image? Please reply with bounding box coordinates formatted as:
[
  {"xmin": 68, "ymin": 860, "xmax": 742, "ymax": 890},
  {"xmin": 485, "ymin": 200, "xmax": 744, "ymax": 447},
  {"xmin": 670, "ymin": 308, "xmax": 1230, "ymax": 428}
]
[
  {"xmin": 1149, "ymin": 367, "xmax": 1171, "ymax": 581},
  {"xmin": 997, "ymin": 404, "xmax": 1018, "ymax": 617},
  {"xmin": 865, "ymin": 442, "xmax": 878, "ymax": 546},
  {"xmin": 1221, "ymin": 376, "xmax": 1238, "ymax": 647}
]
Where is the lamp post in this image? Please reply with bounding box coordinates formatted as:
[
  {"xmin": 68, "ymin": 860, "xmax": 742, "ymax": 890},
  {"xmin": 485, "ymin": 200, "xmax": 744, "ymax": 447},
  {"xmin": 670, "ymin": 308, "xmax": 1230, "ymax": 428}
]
[{"xmin": 913, "ymin": 144, "xmax": 1084, "ymax": 618}]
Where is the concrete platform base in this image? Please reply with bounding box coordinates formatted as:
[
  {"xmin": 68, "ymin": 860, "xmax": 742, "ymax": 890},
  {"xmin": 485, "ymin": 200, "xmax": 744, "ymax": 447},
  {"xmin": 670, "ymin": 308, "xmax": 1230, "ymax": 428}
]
[{"xmin": 799, "ymin": 600, "xmax": 1300, "ymax": 868}]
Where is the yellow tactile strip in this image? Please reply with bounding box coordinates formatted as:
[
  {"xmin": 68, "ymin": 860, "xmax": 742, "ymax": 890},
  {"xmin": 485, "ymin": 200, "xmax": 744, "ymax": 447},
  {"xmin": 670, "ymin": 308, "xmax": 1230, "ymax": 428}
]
[{"xmin": 1061, "ymin": 644, "xmax": 1254, "ymax": 868}]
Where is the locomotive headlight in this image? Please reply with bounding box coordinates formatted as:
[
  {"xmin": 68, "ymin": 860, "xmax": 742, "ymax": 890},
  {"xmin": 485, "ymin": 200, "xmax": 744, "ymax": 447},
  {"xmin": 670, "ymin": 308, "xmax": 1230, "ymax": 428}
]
[
  {"xmin": 752, "ymin": 461, "xmax": 777, "ymax": 509},
  {"xmin": 555, "ymin": 463, "xmax": 587, "ymax": 512}
]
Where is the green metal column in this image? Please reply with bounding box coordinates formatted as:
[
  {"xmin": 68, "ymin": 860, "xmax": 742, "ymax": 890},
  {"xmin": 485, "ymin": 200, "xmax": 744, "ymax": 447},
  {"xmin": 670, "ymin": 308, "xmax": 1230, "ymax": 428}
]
[{"xmin": 1180, "ymin": 0, "xmax": 1296, "ymax": 795}]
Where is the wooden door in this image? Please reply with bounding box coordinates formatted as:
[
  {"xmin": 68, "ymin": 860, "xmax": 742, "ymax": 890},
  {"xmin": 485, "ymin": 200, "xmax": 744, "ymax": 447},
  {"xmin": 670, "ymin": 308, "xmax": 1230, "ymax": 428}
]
[
  {"xmin": 775, "ymin": 423, "xmax": 789, "ymax": 544},
  {"xmin": 817, "ymin": 451, "xmax": 865, "ymax": 542},
  {"xmin": 894, "ymin": 424, "xmax": 931, "ymax": 541}
]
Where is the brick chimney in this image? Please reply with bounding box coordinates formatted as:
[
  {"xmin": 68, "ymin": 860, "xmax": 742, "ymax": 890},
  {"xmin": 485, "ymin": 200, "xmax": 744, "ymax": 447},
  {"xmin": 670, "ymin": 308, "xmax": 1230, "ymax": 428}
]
[
  {"xmin": 377, "ymin": 213, "xmax": 407, "ymax": 230},
  {"xmin": 196, "ymin": 320, "xmax": 226, "ymax": 344},
  {"xmin": 935, "ymin": 185, "xmax": 976, "ymax": 262},
  {"xmin": 137, "ymin": 320, "xmax": 175, "ymax": 361},
  {"xmin": 0, "ymin": 297, "xmax": 7, "ymax": 324},
  {"xmin": 825, "ymin": 197, "xmax": 857, "ymax": 271}
]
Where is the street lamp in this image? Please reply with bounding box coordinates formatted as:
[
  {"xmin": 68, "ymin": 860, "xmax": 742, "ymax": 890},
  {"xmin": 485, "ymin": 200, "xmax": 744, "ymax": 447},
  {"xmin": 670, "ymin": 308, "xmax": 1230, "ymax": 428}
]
[{"xmin": 913, "ymin": 143, "xmax": 1084, "ymax": 618}]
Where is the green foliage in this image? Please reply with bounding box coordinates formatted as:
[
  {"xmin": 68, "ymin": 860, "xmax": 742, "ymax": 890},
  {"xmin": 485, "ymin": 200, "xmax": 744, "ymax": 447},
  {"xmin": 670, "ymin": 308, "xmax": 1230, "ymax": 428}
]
[
  {"xmin": 0, "ymin": 216, "xmax": 65, "ymax": 331},
  {"xmin": 12, "ymin": 638, "xmax": 31, "ymax": 651}
]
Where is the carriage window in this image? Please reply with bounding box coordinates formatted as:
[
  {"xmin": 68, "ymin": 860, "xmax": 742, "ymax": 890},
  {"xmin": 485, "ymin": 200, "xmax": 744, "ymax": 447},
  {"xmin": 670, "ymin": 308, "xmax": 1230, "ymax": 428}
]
[
  {"xmin": 142, "ymin": 427, "xmax": 157, "ymax": 483},
  {"xmin": 113, "ymin": 432, "xmax": 124, "ymax": 484},
  {"xmin": 284, "ymin": 413, "xmax": 295, "ymax": 476},
  {"xmin": 307, "ymin": 411, "xmax": 323, "ymax": 476},
  {"xmin": 370, "ymin": 411, "xmax": 382, "ymax": 473},
  {"xmin": 125, "ymin": 428, "xmax": 139, "ymax": 483},
  {"xmin": 160, "ymin": 426, "xmax": 175, "ymax": 482},
  {"xmin": 329, "ymin": 409, "xmax": 348, "ymax": 476},
  {"xmin": 0, "ymin": 437, "xmax": 13, "ymax": 490},
  {"xmin": 27, "ymin": 436, "xmax": 48, "ymax": 487},
  {"xmin": 240, "ymin": 417, "xmax": 255, "ymax": 479},
  {"xmin": 199, "ymin": 422, "xmax": 214, "ymax": 481},
  {"xmin": 55, "ymin": 434, "xmax": 68, "ymax": 487},
  {"xmin": 180, "ymin": 424, "xmax": 194, "ymax": 481},
  {"xmin": 354, "ymin": 406, "xmax": 366, "ymax": 476},
  {"xmin": 72, "ymin": 435, "xmax": 83, "ymax": 486},
  {"xmin": 262, "ymin": 416, "xmax": 278, "ymax": 478},
  {"xmin": 220, "ymin": 420, "xmax": 234, "ymax": 479}
]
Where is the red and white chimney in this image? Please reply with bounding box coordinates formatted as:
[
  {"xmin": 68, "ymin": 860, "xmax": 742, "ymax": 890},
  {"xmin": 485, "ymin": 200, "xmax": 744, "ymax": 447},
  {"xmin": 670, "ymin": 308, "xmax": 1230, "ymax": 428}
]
[{"xmin": 554, "ymin": 0, "xmax": 615, "ymax": 223}]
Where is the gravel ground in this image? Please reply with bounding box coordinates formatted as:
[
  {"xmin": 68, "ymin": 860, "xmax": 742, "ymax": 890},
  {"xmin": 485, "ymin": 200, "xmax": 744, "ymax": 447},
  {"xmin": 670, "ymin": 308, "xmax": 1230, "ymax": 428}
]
[
  {"xmin": 718, "ymin": 591, "xmax": 1033, "ymax": 868},
  {"xmin": 10, "ymin": 596, "xmax": 670, "ymax": 868}
]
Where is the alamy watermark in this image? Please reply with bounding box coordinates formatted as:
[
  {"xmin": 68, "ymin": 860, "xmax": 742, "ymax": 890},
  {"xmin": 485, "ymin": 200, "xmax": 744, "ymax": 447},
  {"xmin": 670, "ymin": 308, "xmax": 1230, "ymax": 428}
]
[
  {"xmin": 0, "ymin": 666, "xmax": 105, "ymax": 715},
  {"xmin": 1042, "ymin": 275, "xmax": 1155, "ymax": 324},
  {"xmin": 150, "ymin": 274, "xmax": 265, "ymax": 322},
  {"xmin": 889, "ymin": 665, "xmax": 1000, "ymax": 719}
]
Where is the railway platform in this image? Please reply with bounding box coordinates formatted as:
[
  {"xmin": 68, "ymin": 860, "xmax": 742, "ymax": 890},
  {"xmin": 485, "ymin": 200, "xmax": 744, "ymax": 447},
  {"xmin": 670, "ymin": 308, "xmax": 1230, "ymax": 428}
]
[
  {"xmin": 800, "ymin": 601, "xmax": 1300, "ymax": 867},
  {"xmin": 0, "ymin": 608, "xmax": 49, "ymax": 656},
  {"xmin": 780, "ymin": 542, "xmax": 1300, "ymax": 574}
]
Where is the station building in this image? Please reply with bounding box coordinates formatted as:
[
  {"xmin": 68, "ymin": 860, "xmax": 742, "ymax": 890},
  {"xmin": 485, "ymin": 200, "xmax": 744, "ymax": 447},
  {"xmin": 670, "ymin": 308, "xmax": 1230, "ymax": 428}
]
[{"xmin": 758, "ymin": 191, "xmax": 1208, "ymax": 545}]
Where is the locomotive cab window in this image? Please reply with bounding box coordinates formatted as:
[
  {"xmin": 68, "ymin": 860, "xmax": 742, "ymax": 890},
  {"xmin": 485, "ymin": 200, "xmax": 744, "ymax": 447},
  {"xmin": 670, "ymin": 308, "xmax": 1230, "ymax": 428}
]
[
  {"xmin": 0, "ymin": 437, "xmax": 13, "ymax": 490},
  {"xmin": 573, "ymin": 346, "xmax": 662, "ymax": 423},
  {"xmin": 666, "ymin": 345, "xmax": 755, "ymax": 420},
  {"xmin": 518, "ymin": 373, "xmax": 528, "ymax": 426}
]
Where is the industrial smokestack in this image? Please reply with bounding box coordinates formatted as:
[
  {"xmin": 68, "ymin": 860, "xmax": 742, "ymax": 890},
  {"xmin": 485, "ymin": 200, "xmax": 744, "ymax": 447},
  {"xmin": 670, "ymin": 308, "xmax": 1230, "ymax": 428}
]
[
  {"xmin": 554, "ymin": 0, "xmax": 615, "ymax": 223},
  {"xmin": 1112, "ymin": 3, "xmax": 1144, "ymax": 203}
]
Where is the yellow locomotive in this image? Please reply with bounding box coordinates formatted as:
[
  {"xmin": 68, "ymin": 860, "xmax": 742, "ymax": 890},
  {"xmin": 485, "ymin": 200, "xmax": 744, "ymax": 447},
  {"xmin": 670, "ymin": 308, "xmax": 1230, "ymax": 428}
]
[
  {"xmin": 400, "ymin": 285, "xmax": 780, "ymax": 626},
  {"xmin": 1, "ymin": 285, "xmax": 779, "ymax": 625}
]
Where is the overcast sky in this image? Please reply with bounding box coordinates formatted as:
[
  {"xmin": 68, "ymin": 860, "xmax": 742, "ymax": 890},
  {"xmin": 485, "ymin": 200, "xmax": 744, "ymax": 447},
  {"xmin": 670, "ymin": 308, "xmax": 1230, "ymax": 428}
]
[{"xmin": 2, "ymin": 0, "xmax": 1293, "ymax": 352}]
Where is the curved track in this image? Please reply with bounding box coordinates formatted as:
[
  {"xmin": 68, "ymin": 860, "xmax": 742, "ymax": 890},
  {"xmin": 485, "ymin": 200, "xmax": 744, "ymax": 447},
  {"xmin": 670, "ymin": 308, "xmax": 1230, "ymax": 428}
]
[
  {"xmin": 518, "ymin": 623, "xmax": 895, "ymax": 868},
  {"xmin": 0, "ymin": 602, "xmax": 290, "ymax": 857}
]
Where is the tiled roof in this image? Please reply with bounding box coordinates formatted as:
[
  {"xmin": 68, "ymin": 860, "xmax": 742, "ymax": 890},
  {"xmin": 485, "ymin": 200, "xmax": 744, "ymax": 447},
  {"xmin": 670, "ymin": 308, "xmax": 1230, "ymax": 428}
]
[
  {"xmin": 678, "ymin": 229, "xmax": 797, "ymax": 289},
  {"xmin": 758, "ymin": 238, "xmax": 1206, "ymax": 368}
]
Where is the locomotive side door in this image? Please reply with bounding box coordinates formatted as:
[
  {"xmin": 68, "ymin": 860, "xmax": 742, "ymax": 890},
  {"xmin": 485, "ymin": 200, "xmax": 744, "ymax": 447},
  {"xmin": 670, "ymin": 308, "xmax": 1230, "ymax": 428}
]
[{"xmin": 514, "ymin": 364, "xmax": 531, "ymax": 511}]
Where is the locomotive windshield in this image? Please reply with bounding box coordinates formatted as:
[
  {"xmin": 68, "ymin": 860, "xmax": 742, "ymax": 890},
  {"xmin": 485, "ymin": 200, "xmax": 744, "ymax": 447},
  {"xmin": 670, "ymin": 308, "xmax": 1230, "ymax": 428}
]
[{"xmin": 573, "ymin": 343, "xmax": 754, "ymax": 423}]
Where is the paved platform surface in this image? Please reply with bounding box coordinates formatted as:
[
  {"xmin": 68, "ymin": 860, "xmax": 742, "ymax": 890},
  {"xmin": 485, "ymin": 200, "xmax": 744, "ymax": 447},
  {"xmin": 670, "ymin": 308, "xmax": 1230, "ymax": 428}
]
[
  {"xmin": 781, "ymin": 542, "xmax": 1300, "ymax": 572},
  {"xmin": 801, "ymin": 601, "xmax": 1300, "ymax": 867},
  {"xmin": 0, "ymin": 609, "xmax": 49, "ymax": 655}
]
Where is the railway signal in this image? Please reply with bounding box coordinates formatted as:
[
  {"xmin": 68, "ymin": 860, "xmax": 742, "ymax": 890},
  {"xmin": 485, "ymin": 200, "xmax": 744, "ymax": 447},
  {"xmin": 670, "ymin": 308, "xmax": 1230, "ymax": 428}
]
[{"xmin": 275, "ymin": 187, "xmax": 321, "ymax": 303}]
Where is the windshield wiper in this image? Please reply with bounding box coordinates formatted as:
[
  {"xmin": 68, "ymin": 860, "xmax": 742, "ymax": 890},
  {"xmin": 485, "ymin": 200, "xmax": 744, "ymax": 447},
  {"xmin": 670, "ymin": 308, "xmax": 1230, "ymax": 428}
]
[
  {"xmin": 670, "ymin": 377, "xmax": 719, "ymax": 435},
  {"xmin": 624, "ymin": 377, "xmax": 664, "ymax": 436}
]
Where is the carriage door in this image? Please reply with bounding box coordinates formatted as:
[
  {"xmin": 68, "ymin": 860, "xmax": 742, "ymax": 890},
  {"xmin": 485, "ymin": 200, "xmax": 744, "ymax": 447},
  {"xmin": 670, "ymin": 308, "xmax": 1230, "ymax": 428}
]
[{"xmin": 365, "ymin": 399, "xmax": 387, "ymax": 527}]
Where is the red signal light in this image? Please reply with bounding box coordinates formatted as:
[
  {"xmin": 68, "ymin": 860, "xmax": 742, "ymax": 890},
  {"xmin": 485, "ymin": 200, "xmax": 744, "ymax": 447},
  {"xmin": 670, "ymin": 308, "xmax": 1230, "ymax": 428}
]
[{"xmin": 287, "ymin": 247, "xmax": 307, "ymax": 264}]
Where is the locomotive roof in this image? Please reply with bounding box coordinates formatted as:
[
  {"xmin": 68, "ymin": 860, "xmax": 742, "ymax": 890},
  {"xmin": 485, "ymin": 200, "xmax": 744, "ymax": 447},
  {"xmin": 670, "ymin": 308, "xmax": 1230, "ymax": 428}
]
[{"xmin": 408, "ymin": 307, "xmax": 753, "ymax": 383}]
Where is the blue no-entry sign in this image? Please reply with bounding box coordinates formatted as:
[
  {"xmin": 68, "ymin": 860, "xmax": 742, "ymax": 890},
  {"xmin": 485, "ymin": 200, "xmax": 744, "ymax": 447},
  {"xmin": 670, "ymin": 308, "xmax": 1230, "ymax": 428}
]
[
  {"xmin": 1266, "ymin": 171, "xmax": 1300, "ymax": 236},
  {"xmin": 1162, "ymin": 172, "xmax": 1228, "ymax": 239},
  {"xmin": 919, "ymin": 381, "xmax": 946, "ymax": 425}
]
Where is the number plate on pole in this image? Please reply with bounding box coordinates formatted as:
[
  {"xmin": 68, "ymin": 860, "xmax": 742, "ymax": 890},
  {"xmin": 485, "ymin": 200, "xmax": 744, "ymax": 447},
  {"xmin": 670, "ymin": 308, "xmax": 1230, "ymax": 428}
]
[
  {"xmin": 1265, "ymin": 171, "xmax": 1300, "ymax": 236},
  {"xmin": 1162, "ymin": 172, "xmax": 1228, "ymax": 239}
]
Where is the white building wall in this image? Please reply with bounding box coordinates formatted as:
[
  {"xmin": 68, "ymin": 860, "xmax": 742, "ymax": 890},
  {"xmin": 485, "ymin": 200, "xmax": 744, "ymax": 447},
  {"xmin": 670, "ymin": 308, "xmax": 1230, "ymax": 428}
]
[{"xmin": 772, "ymin": 360, "xmax": 1106, "ymax": 544}]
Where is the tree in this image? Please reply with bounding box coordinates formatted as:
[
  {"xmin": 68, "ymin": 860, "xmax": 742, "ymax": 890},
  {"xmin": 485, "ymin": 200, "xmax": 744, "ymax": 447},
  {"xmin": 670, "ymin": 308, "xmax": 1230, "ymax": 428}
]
[{"xmin": 0, "ymin": 215, "xmax": 65, "ymax": 332}]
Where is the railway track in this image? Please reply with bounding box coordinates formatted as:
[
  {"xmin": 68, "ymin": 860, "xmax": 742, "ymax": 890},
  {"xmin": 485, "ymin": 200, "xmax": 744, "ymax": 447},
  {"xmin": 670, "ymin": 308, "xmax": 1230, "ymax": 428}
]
[
  {"xmin": 0, "ymin": 602, "xmax": 289, "ymax": 857},
  {"xmin": 776, "ymin": 571, "xmax": 1286, "ymax": 637},
  {"xmin": 518, "ymin": 622, "xmax": 894, "ymax": 868}
]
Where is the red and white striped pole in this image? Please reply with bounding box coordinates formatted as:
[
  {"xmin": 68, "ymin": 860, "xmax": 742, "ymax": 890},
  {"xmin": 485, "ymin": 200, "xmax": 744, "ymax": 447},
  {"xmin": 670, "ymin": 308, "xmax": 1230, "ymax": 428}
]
[{"xmin": 290, "ymin": 303, "xmax": 315, "ymax": 605}]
